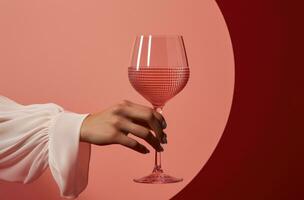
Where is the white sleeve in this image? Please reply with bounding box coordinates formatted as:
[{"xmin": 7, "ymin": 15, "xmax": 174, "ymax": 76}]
[{"xmin": 0, "ymin": 95, "xmax": 91, "ymax": 199}]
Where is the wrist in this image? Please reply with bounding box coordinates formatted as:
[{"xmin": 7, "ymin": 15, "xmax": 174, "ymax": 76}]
[{"xmin": 80, "ymin": 114, "xmax": 91, "ymax": 143}]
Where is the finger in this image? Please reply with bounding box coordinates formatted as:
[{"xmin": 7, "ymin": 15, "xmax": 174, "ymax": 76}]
[
  {"xmin": 131, "ymin": 120, "xmax": 167, "ymax": 144},
  {"xmin": 117, "ymin": 134, "xmax": 150, "ymax": 154},
  {"xmin": 119, "ymin": 106, "xmax": 165, "ymax": 142},
  {"xmin": 127, "ymin": 101, "xmax": 167, "ymax": 129},
  {"xmin": 120, "ymin": 121, "xmax": 164, "ymax": 152},
  {"xmin": 162, "ymin": 132, "xmax": 167, "ymax": 144},
  {"xmin": 130, "ymin": 120, "xmax": 150, "ymax": 129}
]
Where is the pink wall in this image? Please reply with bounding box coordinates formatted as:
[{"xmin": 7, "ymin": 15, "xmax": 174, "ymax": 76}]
[{"xmin": 0, "ymin": 0, "xmax": 234, "ymax": 199}]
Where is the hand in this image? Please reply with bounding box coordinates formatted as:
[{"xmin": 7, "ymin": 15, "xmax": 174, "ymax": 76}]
[{"xmin": 80, "ymin": 100, "xmax": 167, "ymax": 154}]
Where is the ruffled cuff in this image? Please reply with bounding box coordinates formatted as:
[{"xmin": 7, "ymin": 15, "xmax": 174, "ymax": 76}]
[{"xmin": 48, "ymin": 112, "xmax": 91, "ymax": 199}]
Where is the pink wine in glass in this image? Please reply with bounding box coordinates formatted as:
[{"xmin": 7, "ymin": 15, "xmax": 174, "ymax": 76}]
[
  {"xmin": 128, "ymin": 67, "xmax": 190, "ymax": 107},
  {"xmin": 129, "ymin": 35, "xmax": 189, "ymax": 184}
]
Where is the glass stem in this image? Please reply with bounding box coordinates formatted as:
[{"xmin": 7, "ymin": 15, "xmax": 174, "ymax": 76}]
[{"xmin": 153, "ymin": 107, "xmax": 163, "ymax": 173}]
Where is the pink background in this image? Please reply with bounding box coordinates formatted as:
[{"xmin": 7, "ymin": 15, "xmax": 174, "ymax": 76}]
[{"xmin": 0, "ymin": 0, "xmax": 234, "ymax": 199}]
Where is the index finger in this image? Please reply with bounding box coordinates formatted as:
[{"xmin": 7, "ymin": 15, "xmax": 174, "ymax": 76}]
[{"xmin": 125, "ymin": 100, "xmax": 167, "ymax": 129}]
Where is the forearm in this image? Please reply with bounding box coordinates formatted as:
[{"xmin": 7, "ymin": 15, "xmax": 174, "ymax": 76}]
[{"xmin": 0, "ymin": 95, "xmax": 91, "ymax": 199}]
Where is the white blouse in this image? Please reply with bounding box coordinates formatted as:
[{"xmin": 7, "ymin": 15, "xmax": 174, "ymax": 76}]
[{"xmin": 0, "ymin": 95, "xmax": 91, "ymax": 199}]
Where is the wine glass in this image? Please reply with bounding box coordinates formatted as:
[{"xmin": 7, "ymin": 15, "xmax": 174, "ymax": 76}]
[{"xmin": 128, "ymin": 34, "xmax": 190, "ymax": 183}]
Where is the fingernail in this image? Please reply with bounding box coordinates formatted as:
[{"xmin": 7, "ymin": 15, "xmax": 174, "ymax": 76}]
[
  {"xmin": 161, "ymin": 133, "xmax": 167, "ymax": 144},
  {"xmin": 144, "ymin": 148, "xmax": 150, "ymax": 154},
  {"xmin": 158, "ymin": 145, "xmax": 164, "ymax": 152},
  {"xmin": 162, "ymin": 136, "xmax": 167, "ymax": 144},
  {"xmin": 162, "ymin": 120, "xmax": 167, "ymax": 129}
]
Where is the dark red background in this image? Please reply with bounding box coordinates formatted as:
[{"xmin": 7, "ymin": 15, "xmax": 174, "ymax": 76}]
[{"xmin": 173, "ymin": 1, "xmax": 303, "ymax": 199}]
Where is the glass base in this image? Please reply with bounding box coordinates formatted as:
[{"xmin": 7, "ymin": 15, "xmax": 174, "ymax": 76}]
[{"xmin": 134, "ymin": 166, "xmax": 183, "ymax": 184}]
